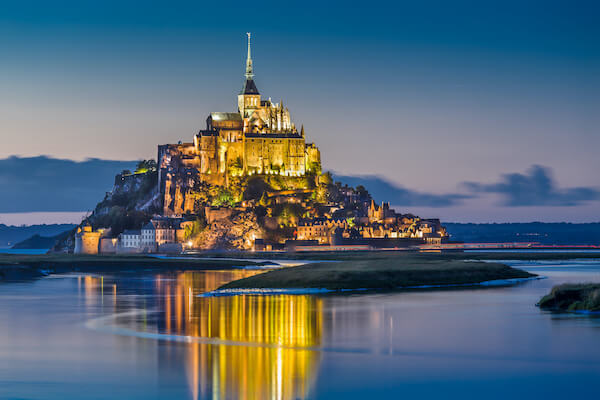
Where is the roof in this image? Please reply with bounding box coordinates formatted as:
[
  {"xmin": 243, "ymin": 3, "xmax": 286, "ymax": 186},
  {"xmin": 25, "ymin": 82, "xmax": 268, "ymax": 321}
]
[
  {"xmin": 210, "ymin": 112, "xmax": 242, "ymax": 122},
  {"xmin": 122, "ymin": 229, "xmax": 141, "ymax": 236},
  {"xmin": 245, "ymin": 132, "xmax": 303, "ymax": 139},
  {"xmin": 240, "ymin": 78, "xmax": 259, "ymax": 95},
  {"xmin": 142, "ymin": 221, "xmax": 156, "ymax": 230},
  {"xmin": 150, "ymin": 218, "xmax": 180, "ymax": 229},
  {"xmin": 197, "ymin": 129, "xmax": 218, "ymax": 137}
]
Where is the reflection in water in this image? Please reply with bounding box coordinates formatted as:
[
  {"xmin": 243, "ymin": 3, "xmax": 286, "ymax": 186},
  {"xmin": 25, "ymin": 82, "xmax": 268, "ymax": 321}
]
[
  {"xmin": 82, "ymin": 271, "xmax": 323, "ymax": 400},
  {"xmin": 5, "ymin": 261, "xmax": 600, "ymax": 400}
]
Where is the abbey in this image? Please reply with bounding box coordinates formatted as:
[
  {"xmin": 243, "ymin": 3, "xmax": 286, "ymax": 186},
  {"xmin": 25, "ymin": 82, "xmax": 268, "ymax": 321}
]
[{"xmin": 158, "ymin": 34, "xmax": 321, "ymax": 215}]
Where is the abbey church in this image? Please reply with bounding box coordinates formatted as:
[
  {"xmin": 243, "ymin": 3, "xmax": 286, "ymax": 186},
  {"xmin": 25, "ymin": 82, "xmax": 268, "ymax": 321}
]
[{"xmin": 158, "ymin": 34, "xmax": 321, "ymax": 215}]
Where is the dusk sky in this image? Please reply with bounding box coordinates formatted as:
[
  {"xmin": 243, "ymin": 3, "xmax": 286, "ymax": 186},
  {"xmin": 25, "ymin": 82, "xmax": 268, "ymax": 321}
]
[{"xmin": 1, "ymin": 0, "xmax": 598, "ymax": 224}]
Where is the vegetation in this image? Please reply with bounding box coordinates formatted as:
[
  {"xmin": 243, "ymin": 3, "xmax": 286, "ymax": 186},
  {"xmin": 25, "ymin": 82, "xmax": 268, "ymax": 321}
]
[
  {"xmin": 90, "ymin": 167, "xmax": 160, "ymax": 236},
  {"xmin": 134, "ymin": 159, "xmax": 157, "ymax": 174},
  {"xmin": 538, "ymin": 283, "xmax": 600, "ymax": 312},
  {"xmin": 184, "ymin": 217, "xmax": 207, "ymax": 240},
  {"xmin": 212, "ymin": 187, "xmax": 235, "ymax": 207},
  {"xmin": 272, "ymin": 203, "xmax": 303, "ymax": 227},
  {"xmin": 219, "ymin": 253, "xmax": 535, "ymax": 290}
]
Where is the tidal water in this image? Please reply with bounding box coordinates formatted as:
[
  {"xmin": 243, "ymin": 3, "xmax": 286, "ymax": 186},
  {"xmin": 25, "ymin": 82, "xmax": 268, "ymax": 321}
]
[{"xmin": 1, "ymin": 260, "xmax": 600, "ymax": 399}]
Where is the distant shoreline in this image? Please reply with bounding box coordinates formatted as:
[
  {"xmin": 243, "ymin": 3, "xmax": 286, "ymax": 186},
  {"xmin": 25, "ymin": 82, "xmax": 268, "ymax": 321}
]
[{"xmin": 0, "ymin": 253, "xmax": 268, "ymax": 282}]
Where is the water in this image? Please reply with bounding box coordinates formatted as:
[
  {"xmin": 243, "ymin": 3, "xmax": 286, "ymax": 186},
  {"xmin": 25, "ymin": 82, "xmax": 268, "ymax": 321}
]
[
  {"xmin": 1, "ymin": 260, "xmax": 600, "ymax": 399},
  {"xmin": 0, "ymin": 248, "xmax": 49, "ymax": 255}
]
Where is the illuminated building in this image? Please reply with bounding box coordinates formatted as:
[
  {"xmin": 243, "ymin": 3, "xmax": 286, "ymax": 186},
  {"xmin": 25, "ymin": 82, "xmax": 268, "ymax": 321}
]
[
  {"xmin": 158, "ymin": 33, "xmax": 322, "ymax": 215},
  {"xmin": 74, "ymin": 224, "xmax": 103, "ymax": 254}
]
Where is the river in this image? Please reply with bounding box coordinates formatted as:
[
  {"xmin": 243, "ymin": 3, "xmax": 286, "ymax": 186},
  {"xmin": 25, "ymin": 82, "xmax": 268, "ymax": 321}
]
[{"xmin": 1, "ymin": 258, "xmax": 599, "ymax": 399}]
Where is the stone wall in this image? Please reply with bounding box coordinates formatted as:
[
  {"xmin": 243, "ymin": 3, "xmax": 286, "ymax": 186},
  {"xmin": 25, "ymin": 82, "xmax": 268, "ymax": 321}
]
[{"xmin": 74, "ymin": 227, "xmax": 102, "ymax": 254}]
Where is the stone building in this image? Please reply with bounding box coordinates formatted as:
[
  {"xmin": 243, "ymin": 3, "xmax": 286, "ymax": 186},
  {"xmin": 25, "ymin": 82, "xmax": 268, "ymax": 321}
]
[
  {"xmin": 367, "ymin": 200, "xmax": 397, "ymax": 224},
  {"xmin": 159, "ymin": 33, "xmax": 322, "ymax": 215},
  {"xmin": 74, "ymin": 224, "xmax": 103, "ymax": 254},
  {"xmin": 296, "ymin": 218, "xmax": 349, "ymax": 244}
]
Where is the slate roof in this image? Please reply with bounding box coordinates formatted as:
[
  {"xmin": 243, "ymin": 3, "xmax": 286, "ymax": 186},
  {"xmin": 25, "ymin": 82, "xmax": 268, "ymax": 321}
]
[
  {"xmin": 240, "ymin": 78, "xmax": 259, "ymax": 95},
  {"xmin": 210, "ymin": 112, "xmax": 242, "ymax": 121},
  {"xmin": 142, "ymin": 221, "xmax": 156, "ymax": 230}
]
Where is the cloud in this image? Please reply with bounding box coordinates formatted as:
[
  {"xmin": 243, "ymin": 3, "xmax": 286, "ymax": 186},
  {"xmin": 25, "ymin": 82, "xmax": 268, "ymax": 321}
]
[
  {"xmin": 463, "ymin": 165, "xmax": 600, "ymax": 207},
  {"xmin": 332, "ymin": 173, "xmax": 470, "ymax": 207},
  {"xmin": 0, "ymin": 156, "xmax": 137, "ymax": 213}
]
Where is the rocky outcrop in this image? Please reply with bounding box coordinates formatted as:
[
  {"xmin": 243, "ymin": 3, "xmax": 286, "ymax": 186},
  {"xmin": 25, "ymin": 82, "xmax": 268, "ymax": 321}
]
[{"xmin": 193, "ymin": 211, "xmax": 262, "ymax": 250}]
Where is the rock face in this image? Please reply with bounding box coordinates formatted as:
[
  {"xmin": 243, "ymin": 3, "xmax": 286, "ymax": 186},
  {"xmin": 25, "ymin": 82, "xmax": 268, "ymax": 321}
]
[{"xmin": 193, "ymin": 211, "xmax": 262, "ymax": 250}]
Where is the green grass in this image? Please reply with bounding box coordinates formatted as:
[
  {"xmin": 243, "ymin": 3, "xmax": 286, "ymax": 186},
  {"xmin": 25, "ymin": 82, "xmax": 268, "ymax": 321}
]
[
  {"xmin": 538, "ymin": 283, "xmax": 600, "ymax": 312},
  {"xmin": 219, "ymin": 253, "xmax": 536, "ymax": 290}
]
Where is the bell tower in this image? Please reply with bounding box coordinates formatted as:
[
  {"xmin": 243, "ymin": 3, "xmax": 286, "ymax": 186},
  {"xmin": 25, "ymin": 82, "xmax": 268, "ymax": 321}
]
[{"xmin": 238, "ymin": 32, "xmax": 261, "ymax": 118}]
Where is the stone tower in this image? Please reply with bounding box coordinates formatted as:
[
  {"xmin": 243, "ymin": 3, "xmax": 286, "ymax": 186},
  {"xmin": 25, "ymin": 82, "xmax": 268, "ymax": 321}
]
[{"xmin": 238, "ymin": 32, "xmax": 261, "ymax": 118}]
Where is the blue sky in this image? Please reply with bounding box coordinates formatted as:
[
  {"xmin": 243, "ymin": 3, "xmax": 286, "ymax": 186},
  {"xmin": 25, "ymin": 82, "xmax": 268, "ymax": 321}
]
[{"xmin": 0, "ymin": 1, "xmax": 598, "ymax": 223}]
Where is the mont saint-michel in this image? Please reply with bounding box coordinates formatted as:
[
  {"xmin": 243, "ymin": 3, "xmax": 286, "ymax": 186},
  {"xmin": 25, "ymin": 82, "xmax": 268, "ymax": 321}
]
[
  {"xmin": 66, "ymin": 34, "xmax": 448, "ymax": 255},
  {"xmin": 3, "ymin": 5, "xmax": 599, "ymax": 400}
]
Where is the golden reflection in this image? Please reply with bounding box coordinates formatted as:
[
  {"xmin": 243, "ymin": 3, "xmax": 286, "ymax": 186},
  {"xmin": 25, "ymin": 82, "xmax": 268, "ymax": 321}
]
[
  {"xmin": 82, "ymin": 275, "xmax": 118, "ymax": 311},
  {"xmin": 155, "ymin": 271, "xmax": 324, "ymax": 400},
  {"xmin": 81, "ymin": 271, "xmax": 323, "ymax": 399}
]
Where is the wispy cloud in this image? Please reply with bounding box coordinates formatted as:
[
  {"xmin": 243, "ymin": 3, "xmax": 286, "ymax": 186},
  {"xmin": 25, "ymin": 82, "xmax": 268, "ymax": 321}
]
[
  {"xmin": 333, "ymin": 173, "xmax": 470, "ymax": 207},
  {"xmin": 0, "ymin": 156, "xmax": 136, "ymax": 213},
  {"xmin": 463, "ymin": 165, "xmax": 600, "ymax": 206}
]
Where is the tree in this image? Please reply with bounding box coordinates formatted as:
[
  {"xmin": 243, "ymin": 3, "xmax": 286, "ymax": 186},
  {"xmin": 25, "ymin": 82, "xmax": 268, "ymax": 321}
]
[
  {"xmin": 259, "ymin": 192, "xmax": 270, "ymax": 207},
  {"xmin": 212, "ymin": 187, "xmax": 235, "ymax": 207},
  {"xmin": 227, "ymin": 157, "xmax": 243, "ymax": 176},
  {"xmin": 135, "ymin": 159, "xmax": 157, "ymax": 173},
  {"xmin": 184, "ymin": 217, "xmax": 207, "ymax": 240},
  {"xmin": 244, "ymin": 176, "xmax": 272, "ymax": 200},
  {"xmin": 319, "ymin": 172, "xmax": 333, "ymax": 186}
]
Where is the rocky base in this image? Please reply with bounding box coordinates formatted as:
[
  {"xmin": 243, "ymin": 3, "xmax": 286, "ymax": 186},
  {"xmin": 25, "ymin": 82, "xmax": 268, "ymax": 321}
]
[{"xmin": 193, "ymin": 211, "xmax": 262, "ymax": 250}]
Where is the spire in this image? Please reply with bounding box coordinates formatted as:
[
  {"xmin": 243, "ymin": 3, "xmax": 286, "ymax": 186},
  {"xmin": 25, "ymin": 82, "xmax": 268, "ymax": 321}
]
[
  {"xmin": 240, "ymin": 33, "xmax": 259, "ymax": 95},
  {"xmin": 245, "ymin": 32, "xmax": 254, "ymax": 79}
]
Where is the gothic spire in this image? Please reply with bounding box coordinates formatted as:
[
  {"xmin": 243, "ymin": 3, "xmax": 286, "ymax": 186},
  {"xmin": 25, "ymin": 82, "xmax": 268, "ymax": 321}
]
[
  {"xmin": 240, "ymin": 33, "xmax": 259, "ymax": 95},
  {"xmin": 245, "ymin": 32, "xmax": 254, "ymax": 79}
]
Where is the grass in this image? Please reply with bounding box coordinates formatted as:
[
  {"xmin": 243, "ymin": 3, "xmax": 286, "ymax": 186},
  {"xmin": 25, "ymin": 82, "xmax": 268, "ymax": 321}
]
[
  {"xmin": 219, "ymin": 253, "xmax": 536, "ymax": 290},
  {"xmin": 538, "ymin": 283, "xmax": 600, "ymax": 312}
]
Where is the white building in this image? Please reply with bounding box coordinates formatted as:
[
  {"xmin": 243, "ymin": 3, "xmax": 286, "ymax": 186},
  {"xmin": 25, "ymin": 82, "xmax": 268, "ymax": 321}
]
[
  {"xmin": 141, "ymin": 222, "xmax": 157, "ymax": 252},
  {"xmin": 120, "ymin": 230, "xmax": 141, "ymax": 249}
]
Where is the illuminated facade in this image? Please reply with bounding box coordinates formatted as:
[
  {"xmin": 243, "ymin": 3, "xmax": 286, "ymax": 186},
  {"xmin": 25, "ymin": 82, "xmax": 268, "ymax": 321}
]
[
  {"xmin": 159, "ymin": 33, "xmax": 321, "ymax": 215},
  {"xmin": 74, "ymin": 224, "xmax": 103, "ymax": 254}
]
